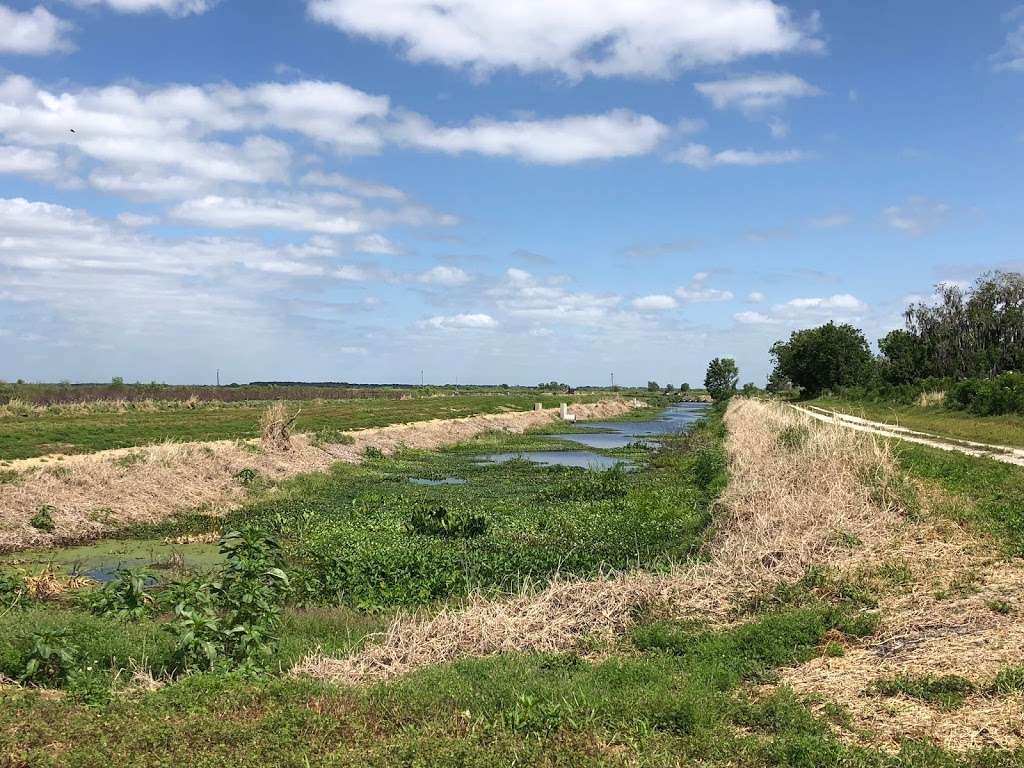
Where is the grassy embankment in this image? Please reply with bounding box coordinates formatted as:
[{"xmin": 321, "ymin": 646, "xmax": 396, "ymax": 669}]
[
  {"xmin": 809, "ymin": 395, "xmax": 1024, "ymax": 448},
  {"xmin": 2, "ymin": 399, "xmax": 1022, "ymax": 765},
  {"xmin": 0, "ymin": 392, "xmax": 613, "ymax": 462}
]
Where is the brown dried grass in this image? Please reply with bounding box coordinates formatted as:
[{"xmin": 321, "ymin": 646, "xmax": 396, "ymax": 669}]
[
  {"xmin": 260, "ymin": 402, "xmax": 299, "ymax": 451},
  {"xmin": 0, "ymin": 399, "xmax": 638, "ymax": 553},
  {"xmin": 296, "ymin": 398, "xmax": 911, "ymax": 685}
]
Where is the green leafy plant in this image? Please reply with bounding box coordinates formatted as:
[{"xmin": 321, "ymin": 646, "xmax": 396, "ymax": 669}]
[
  {"xmin": 169, "ymin": 529, "xmax": 290, "ymax": 674},
  {"xmin": 545, "ymin": 464, "xmax": 629, "ymax": 501},
  {"xmin": 20, "ymin": 629, "xmax": 77, "ymax": 686},
  {"xmin": 30, "ymin": 504, "xmax": 56, "ymax": 533},
  {"xmin": 406, "ymin": 504, "xmax": 488, "ymax": 539},
  {"xmin": 86, "ymin": 568, "xmax": 154, "ymax": 621},
  {"xmin": 234, "ymin": 467, "xmax": 259, "ymax": 486},
  {"xmin": 0, "ymin": 570, "xmax": 28, "ymax": 608},
  {"xmin": 870, "ymin": 673, "xmax": 975, "ymax": 709},
  {"xmin": 363, "ymin": 446, "xmax": 385, "ymax": 460}
]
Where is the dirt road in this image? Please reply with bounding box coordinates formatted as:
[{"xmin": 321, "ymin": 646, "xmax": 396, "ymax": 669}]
[{"xmin": 791, "ymin": 404, "xmax": 1024, "ymax": 467}]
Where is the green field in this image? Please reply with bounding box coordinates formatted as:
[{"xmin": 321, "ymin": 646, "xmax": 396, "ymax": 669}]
[
  {"xmin": 0, "ymin": 392, "xmax": 613, "ymax": 462},
  {"xmin": 809, "ymin": 396, "xmax": 1024, "ymax": 449}
]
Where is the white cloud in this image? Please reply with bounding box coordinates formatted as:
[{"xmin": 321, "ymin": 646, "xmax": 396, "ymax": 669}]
[
  {"xmin": 669, "ymin": 143, "xmax": 813, "ymax": 169},
  {"xmin": 0, "ymin": 145, "xmax": 62, "ymax": 178},
  {"xmin": 417, "ymin": 265, "xmax": 471, "ymax": 287},
  {"xmin": 354, "ymin": 233, "xmax": 403, "ymax": 255},
  {"xmin": 733, "ymin": 310, "xmax": 777, "ymax": 324},
  {"xmin": 736, "ymin": 292, "xmax": 868, "ymax": 325},
  {"xmin": 883, "ymin": 197, "xmax": 950, "ymax": 236},
  {"xmin": 747, "ymin": 291, "xmax": 765, "ymax": 302},
  {"xmin": 695, "ymin": 73, "xmax": 822, "ymax": 112},
  {"xmin": 992, "ymin": 7, "xmax": 1024, "ymax": 72},
  {"xmin": 425, "ymin": 313, "xmax": 497, "ymax": 330},
  {"xmin": 301, "ymin": 171, "xmax": 407, "ymax": 201},
  {"xmin": 393, "ymin": 110, "xmax": 668, "ymax": 164},
  {"xmin": 0, "ymin": 4, "xmax": 72, "ymax": 54},
  {"xmin": 632, "ymin": 294, "xmax": 678, "ymax": 310},
  {"xmin": 116, "ymin": 212, "xmax": 159, "ymax": 227},
  {"xmin": 307, "ymin": 0, "xmax": 822, "ymax": 79},
  {"xmin": 171, "ymin": 195, "xmax": 364, "ymax": 235},
  {"xmin": 68, "ymin": 0, "xmax": 215, "ymax": 16},
  {"xmin": 676, "ymin": 272, "xmax": 734, "ymax": 302},
  {"xmin": 491, "ymin": 268, "xmax": 621, "ymax": 325}
]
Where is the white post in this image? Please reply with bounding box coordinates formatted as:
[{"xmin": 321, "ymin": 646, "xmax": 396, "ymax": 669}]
[{"xmin": 560, "ymin": 403, "xmax": 568, "ymax": 420}]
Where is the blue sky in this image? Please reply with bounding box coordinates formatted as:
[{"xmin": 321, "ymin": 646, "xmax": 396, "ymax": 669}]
[{"xmin": 1, "ymin": 1, "xmax": 1022, "ymax": 386}]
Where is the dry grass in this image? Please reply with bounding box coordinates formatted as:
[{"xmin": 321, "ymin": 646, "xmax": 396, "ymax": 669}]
[
  {"xmin": 297, "ymin": 398, "xmax": 912, "ymax": 685},
  {"xmin": 260, "ymin": 402, "xmax": 299, "ymax": 451},
  {"xmin": 916, "ymin": 390, "xmax": 947, "ymax": 408},
  {"xmin": 0, "ymin": 399, "xmax": 638, "ymax": 553}
]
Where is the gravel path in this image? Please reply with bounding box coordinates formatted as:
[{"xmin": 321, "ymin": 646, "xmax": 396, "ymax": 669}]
[{"xmin": 791, "ymin": 404, "xmax": 1024, "ymax": 468}]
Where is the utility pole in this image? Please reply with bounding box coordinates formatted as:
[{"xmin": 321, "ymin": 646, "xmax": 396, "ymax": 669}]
[
  {"xmin": 216, "ymin": 369, "xmax": 220, "ymax": 386},
  {"xmin": 420, "ymin": 369, "xmax": 424, "ymax": 387},
  {"xmin": 610, "ymin": 372, "xmax": 614, "ymax": 389}
]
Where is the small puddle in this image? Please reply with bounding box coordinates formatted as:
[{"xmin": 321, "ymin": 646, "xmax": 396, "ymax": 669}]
[
  {"xmin": 409, "ymin": 477, "xmax": 467, "ymax": 486},
  {"xmin": 479, "ymin": 451, "xmax": 631, "ymax": 470}
]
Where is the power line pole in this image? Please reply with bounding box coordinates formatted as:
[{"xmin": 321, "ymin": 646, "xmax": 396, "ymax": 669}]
[
  {"xmin": 610, "ymin": 372, "xmax": 614, "ymax": 389},
  {"xmin": 420, "ymin": 369, "xmax": 424, "ymax": 387},
  {"xmin": 216, "ymin": 369, "xmax": 220, "ymax": 387}
]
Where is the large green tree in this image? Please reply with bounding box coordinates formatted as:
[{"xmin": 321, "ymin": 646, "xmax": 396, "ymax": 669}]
[
  {"xmin": 704, "ymin": 358, "xmax": 739, "ymax": 401},
  {"xmin": 770, "ymin": 322, "xmax": 873, "ymax": 397},
  {"xmin": 877, "ymin": 329, "xmax": 927, "ymax": 385}
]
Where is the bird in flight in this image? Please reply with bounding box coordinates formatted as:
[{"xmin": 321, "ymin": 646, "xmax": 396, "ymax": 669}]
[{"xmin": 69, "ymin": 129, "xmax": 76, "ymax": 133}]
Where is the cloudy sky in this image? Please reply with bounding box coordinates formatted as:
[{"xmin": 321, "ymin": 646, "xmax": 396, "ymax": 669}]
[{"xmin": 1, "ymin": 1, "xmax": 1022, "ymax": 386}]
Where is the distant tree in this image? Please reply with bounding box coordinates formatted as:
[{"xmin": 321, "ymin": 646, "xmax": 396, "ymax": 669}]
[
  {"xmin": 765, "ymin": 368, "xmax": 793, "ymax": 394},
  {"xmin": 647, "ymin": 381, "xmax": 660, "ymax": 392},
  {"xmin": 741, "ymin": 382, "xmax": 759, "ymax": 396},
  {"xmin": 679, "ymin": 382, "xmax": 690, "ymax": 392},
  {"xmin": 877, "ymin": 329, "xmax": 927, "ymax": 385},
  {"xmin": 111, "ymin": 376, "xmax": 125, "ymax": 388},
  {"xmin": 664, "ymin": 383, "xmax": 675, "ymax": 392},
  {"xmin": 904, "ymin": 271, "xmax": 1024, "ymax": 379},
  {"xmin": 704, "ymin": 358, "xmax": 739, "ymax": 401},
  {"xmin": 770, "ymin": 322, "xmax": 872, "ymax": 397}
]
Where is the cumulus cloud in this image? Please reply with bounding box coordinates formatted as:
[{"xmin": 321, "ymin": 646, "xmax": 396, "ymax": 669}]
[
  {"xmin": 354, "ymin": 233, "xmax": 403, "ymax": 255},
  {"xmin": 307, "ymin": 0, "xmax": 822, "ymax": 79},
  {"xmin": 392, "ymin": 110, "xmax": 669, "ymax": 164},
  {"xmin": 0, "ymin": 145, "xmax": 63, "ymax": 179},
  {"xmin": 676, "ymin": 272, "xmax": 734, "ymax": 302},
  {"xmin": 424, "ymin": 313, "xmax": 497, "ymax": 330},
  {"xmin": 0, "ymin": 4, "xmax": 72, "ymax": 55},
  {"xmin": 417, "ymin": 265, "xmax": 471, "ymax": 287},
  {"xmin": 735, "ymin": 292, "xmax": 868, "ymax": 325},
  {"xmin": 171, "ymin": 195, "xmax": 365, "ymax": 235},
  {"xmin": 669, "ymin": 143, "xmax": 813, "ymax": 169},
  {"xmin": 632, "ymin": 294, "xmax": 678, "ymax": 310},
  {"xmin": 883, "ymin": 197, "xmax": 951, "ymax": 236},
  {"xmin": 695, "ymin": 73, "xmax": 823, "ymax": 112},
  {"xmin": 490, "ymin": 268, "xmax": 621, "ymax": 325}
]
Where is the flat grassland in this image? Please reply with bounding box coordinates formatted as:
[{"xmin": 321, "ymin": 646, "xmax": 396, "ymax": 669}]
[
  {"xmin": 0, "ymin": 392, "xmax": 610, "ymax": 461},
  {"xmin": 2, "ymin": 398, "xmax": 1023, "ymax": 766},
  {"xmin": 810, "ymin": 395, "xmax": 1024, "ymax": 448}
]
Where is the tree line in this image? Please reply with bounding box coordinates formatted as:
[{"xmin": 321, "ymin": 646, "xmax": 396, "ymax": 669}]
[{"xmin": 766, "ymin": 271, "xmax": 1024, "ymax": 413}]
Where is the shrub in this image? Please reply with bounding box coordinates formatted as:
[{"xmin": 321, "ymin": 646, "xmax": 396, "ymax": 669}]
[
  {"xmin": 20, "ymin": 629, "xmax": 77, "ymax": 686},
  {"xmin": 85, "ymin": 568, "xmax": 155, "ymax": 621},
  {"xmin": 406, "ymin": 504, "xmax": 488, "ymax": 538},
  {"xmin": 30, "ymin": 505, "xmax": 56, "ymax": 533},
  {"xmin": 169, "ymin": 529, "xmax": 290, "ymax": 674},
  {"xmin": 948, "ymin": 372, "xmax": 1024, "ymax": 416},
  {"xmin": 363, "ymin": 446, "xmax": 385, "ymax": 459},
  {"xmin": 0, "ymin": 571, "xmax": 28, "ymax": 608}
]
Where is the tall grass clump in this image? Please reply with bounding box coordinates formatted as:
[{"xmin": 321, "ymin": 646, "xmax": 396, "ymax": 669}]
[{"xmin": 260, "ymin": 402, "xmax": 299, "ymax": 451}]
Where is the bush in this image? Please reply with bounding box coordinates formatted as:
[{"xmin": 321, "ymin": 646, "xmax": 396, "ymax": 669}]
[
  {"xmin": 948, "ymin": 373, "xmax": 1024, "ymax": 416},
  {"xmin": 85, "ymin": 568, "xmax": 155, "ymax": 620},
  {"xmin": 30, "ymin": 504, "xmax": 56, "ymax": 533},
  {"xmin": 406, "ymin": 503, "xmax": 488, "ymax": 538}
]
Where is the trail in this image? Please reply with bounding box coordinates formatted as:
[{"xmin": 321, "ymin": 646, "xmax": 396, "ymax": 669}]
[{"xmin": 791, "ymin": 404, "xmax": 1024, "ymax": 468}]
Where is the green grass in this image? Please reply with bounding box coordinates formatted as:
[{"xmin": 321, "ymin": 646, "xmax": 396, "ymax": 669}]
[
  {"xmin": 809, "ymin": 396, "xmax": 1024, "ymax": 449},
  {"xmin": 893, "ymin": 442, "xmax": 1024, "ymax": 555},
  {"xmin": 3, "ymin": 606, "xmax": 999, "ymax": 767},
  {"xmin": 0, "ymin": 392, "xmax": 614, "ymax": 461}
]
